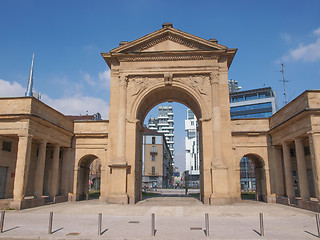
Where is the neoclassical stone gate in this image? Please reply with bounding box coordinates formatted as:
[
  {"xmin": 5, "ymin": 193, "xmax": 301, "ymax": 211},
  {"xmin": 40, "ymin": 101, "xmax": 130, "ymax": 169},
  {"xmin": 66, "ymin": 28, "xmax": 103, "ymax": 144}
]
[
  {"xmin": 100, "ymin": 23, "xmax": 238, "ymax": 204},
  {"xmin": 2, "ymin": 23, "xmax": 319, "ymax": 210}
]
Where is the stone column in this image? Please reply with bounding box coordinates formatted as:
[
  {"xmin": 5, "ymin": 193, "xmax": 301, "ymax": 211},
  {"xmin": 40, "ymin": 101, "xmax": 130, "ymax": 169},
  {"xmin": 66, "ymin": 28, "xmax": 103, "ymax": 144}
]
[
  {"xmin": 294, "ymin": 138, "xmax": 310, "ymax": 200},
  {"xmin": 116, "ymin": 76, "xmax": 128, "ymax": 163},
  {"xmin": 308, "ymin": 132, "xmax": 320, "ymax": 200},
  {"xmin": 12, "ymin": 134, "xmax": 33, "ymax": 203},
  {"xmin": 49, "ymin": 144, "xmax": 60, "ymax": 198},
  {"xmin": 282, "ymin": 142, "xmax": 295, "ymax": 202},
  {"xmin": 273, "ymin": 146, "xmax": 285, "ymax": 197},
  {"xmin": 71, "ymin": 165, "xmax": 80, "ymax": 201},
  {"xmin": 208, "ymin": 71, "xmax": 229, "ymax": 204},
  {"xmin": 106, "ymin": 75, "xmax": 129, "ymax": 204},
  {"xmin": 210, "ymin": 72, "xmax": 224, "ymax": 168},
  {"xmin": 34, "ymin": 140, "xmax": 47, "ymax": 199},
  {"xmin": 60, "ymin": 148, "xmax": 70, "ymax": 196}
]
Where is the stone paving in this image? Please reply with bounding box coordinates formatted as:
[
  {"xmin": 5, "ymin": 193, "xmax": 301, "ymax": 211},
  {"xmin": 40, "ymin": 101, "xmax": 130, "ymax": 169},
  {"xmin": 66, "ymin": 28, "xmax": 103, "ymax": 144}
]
[{"xmin": 0, "ymin": 197, "xmax": 318, "ymax": 239}]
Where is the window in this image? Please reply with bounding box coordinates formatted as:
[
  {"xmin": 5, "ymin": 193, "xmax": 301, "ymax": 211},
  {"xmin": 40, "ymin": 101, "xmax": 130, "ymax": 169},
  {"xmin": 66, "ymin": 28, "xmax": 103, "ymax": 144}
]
[
  {"xmin": 187, "ymin": 130, "xmax": 196, "ymax": 139},
  {"xmin": 152, "ymin": 155, "xmax": 155, "ymax": 161},
  {"xmin": 152, "ymin": 146, "xmax": 156, "ymax": 152},
  {"xmin": 188, "ymin": 110, "xmax": 194, "ymax": 120},
  {"xmin": 152, "ymin": 166, "xmax": 155, "ymax": 175},
  {"xmin": 191, "ymin": 121, "xmax": 194, "ymax": 126},
  {"xmin": 152, "ymin": 137, "xmax": 155, "ymax": 144},
  {"xmin": 2, "ymin": 141, "xmax": 12, "ymax": 152}
]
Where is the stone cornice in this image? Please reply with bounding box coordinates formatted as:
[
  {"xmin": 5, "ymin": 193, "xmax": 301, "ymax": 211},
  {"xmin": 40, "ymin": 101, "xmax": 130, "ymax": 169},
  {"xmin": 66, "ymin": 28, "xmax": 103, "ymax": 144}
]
[{"xmin": 0, "ymin": 114, "xmax": 74, "ymax": 136}]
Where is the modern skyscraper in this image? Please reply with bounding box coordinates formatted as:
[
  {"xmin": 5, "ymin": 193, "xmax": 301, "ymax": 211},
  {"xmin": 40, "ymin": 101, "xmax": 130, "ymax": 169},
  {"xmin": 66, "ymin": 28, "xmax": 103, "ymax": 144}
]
[
  {"xmin": 185, "ymin": 109, "xmax": 200, "ymax": 187},
  {"xmin": 148, "ymin": 105, "xmax": 175, "ymax": 160},
  {"xmin": 228, "ymin": 79, "xmax": 242, "ymax": 93}
]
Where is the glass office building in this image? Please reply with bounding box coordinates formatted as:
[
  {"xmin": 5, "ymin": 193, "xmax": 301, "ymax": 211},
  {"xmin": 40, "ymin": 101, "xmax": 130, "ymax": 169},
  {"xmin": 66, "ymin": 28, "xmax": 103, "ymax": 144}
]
[{"xmin": 230, "ymin": 87, "xmax": 278, "ymax": 119}]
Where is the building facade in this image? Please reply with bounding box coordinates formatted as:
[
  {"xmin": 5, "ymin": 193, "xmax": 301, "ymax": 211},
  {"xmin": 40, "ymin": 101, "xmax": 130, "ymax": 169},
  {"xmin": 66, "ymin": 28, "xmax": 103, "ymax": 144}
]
[
  {"xmin": 230, "ymin": 87, "xmax": 278, "ymax": 119},
  {"xmin": 142, "ymin": 128, "xmax": 173, "ymax": 188},
  {"xmin": 148, "ymin": 106, "xmax": 175, "ymax": 160},
  {"xmin": 185, "ymin": 109, "xmax": 200, "ymax": 187}
]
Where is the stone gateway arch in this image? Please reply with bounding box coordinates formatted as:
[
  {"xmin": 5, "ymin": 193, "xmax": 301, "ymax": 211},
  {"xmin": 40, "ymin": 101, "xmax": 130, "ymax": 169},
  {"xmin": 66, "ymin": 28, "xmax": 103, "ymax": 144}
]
[
  {"xmin": 1, "ymin": 23, "xmax": 320, "ymax": 211},
  {"xmin": 101, "ymin": 23, "xmax": 242, "ymax": 204}
]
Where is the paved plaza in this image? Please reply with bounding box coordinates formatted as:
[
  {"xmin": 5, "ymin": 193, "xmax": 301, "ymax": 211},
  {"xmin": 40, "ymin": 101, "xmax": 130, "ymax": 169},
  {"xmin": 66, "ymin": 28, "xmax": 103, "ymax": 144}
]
[{"xmin": 0, "ymin": 196, "xmax": 318, "ymax": 239}]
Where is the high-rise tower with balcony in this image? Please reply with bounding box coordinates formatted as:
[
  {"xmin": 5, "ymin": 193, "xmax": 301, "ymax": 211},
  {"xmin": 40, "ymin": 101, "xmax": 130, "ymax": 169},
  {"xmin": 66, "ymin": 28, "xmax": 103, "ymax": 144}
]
[{"xmin": 148, "ymin": 106, "xmax": 175, "ymax": 160}]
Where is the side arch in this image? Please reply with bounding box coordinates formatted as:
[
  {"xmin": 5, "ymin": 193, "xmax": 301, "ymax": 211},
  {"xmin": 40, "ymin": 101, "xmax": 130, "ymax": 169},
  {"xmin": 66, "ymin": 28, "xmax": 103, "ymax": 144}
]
[
  {"xmin": 240, "ymin": 153, "xmax": 267, "ymax": 202},
  {"xmin": 74, "ymin": 154, "xmax": 100, "ymax": 201}
]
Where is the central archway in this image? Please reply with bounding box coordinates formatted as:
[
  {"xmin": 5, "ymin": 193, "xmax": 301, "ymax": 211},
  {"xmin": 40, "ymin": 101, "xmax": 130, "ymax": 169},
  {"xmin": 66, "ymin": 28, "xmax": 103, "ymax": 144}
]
[{"xmin": 131, "ymin": 84, "xmax": 206, "ymax": 203}]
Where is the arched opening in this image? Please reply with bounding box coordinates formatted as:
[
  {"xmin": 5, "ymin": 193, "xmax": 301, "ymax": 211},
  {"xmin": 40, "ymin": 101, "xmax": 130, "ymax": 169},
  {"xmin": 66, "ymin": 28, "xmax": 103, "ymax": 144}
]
[
  {"xmin": 240, "ymin": 154, "xmax": 267, "ymax": 202},
  {"xmin": 134, "ymin": 85, "xmax": 204, "ymax": 203},
  {"xmin": 77, "ymin": 154, "xmax": 101, "ymax": 200}
]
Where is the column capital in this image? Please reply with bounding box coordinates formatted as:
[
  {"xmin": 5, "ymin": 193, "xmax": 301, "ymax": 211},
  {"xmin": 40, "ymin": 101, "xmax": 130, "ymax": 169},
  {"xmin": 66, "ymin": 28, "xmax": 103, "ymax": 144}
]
[
  {"xmin": 118, "ymin": 75, "xmax": 128, "ymax": 87},
  {"xmin": 61, "ymin": 147, "xmax": 71, "ymax": 152},
  {"xmin": 51, "ymin": 143, "xmax": 61, "ymax": 148},
  {"xmin": 294, "ymin": 137, "xmax": 304, "ymax": 143},
  {"xmin": 18, "ymin": 134, "xmax": 33, "ymax": 139},
  {"xmin": 209, "ymin": 72, "xmax": 219, "ymax": 85},
  {"xmin": 308, "ymin": 131, "xmax": 320, "ymax": 137},
  {"xmin": 281, "ymin": 141, "xmax": 291, "ymax": 147},
  {"xmin": 271, "ymin": 145, "xmax": 282, "ymax": 150},
  {"xmin": 38, "ymin": 139, "xmax": 48, "ymax": 144}
]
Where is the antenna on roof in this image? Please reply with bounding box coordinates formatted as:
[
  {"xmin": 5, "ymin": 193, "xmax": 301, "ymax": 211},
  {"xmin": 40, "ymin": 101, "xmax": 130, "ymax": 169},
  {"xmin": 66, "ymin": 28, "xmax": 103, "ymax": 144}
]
[
  {"xmin": 280, "ymin": 64, "xmax": 288, "ymax": 105},
  {"xmin": 25, "ymin": 53, "xmax": 34, "ymax": 97}
]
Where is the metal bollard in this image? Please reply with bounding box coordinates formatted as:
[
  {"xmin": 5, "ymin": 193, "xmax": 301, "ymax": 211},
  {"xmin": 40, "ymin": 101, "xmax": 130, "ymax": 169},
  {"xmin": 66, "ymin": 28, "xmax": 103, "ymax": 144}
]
[
  {"xmin": 98, "ymin": 213, "xmax": 102, "ymax": 236},
  {"xmin": 48, "ymin": 212, "xmax": 53, "ymax": 234},
  {"xmin": 0, "ymin": 211, "xmax": 5, "ymax": 233},
  {"xmin": 259, "ymin": 213, "xmax": 264, "ymax": 237},
  {"xmin": 151, "ymin": 213, "xmax": 155, "ymax": 236},
  {"xmin": 205, "ymin": 213, "xmax": 209, "ymax": 236},
  {"xmin": 316, "ymin": 213, "xmax": 320, "ymax": 237}
]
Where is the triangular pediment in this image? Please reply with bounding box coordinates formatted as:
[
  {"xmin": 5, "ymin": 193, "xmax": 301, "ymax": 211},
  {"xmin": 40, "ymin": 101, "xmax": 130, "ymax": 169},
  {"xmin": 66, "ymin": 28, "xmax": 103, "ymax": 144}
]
[
  {"xmin": 110, "ymin": 25, "xmax": 228, "ymax": 54},
  {"xmin": 140, "ymin": 39, "xmax": 198, "ymax": 52}
]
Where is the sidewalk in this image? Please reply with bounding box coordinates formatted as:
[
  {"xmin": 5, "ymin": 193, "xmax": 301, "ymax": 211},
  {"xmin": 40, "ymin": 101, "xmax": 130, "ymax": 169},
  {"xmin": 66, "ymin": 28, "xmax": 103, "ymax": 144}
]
[{"xmin": 0, "ymin": 197, "xmax": 318, "ymax": 239}]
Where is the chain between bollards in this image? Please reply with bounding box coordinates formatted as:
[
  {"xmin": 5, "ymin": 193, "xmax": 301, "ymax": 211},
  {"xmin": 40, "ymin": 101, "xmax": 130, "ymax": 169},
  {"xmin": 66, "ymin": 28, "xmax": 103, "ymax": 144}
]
[
  {"xmin": 259, "ymin": 213, "xmax": 264, "ymax": 237},
  {"xmin": 48, "ymin": 212, "xmax": 53, "ymax": 234},
  {"xmin": 205, "ymin": 213, "xmax": 209, "ymax": 236},
  {"xmin": 151, "ymin": 213, "xmax": 155, "ymax": 236},
  {"xmin": 98, "ymin": 213, "xmax": 102, "ymax": 236},
  {"xmin": 0, "ymin": 211, "xmax": 5, "ymax": 233},
  {"xmin": 316, "ymin": 213, "xmax": 320, "ymax": 237}
]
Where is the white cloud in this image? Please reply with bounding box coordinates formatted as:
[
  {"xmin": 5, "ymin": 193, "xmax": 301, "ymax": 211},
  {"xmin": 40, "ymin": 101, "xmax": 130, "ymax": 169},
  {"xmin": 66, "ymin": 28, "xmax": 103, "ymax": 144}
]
[
  {"xmin": 82, "ymin": 72, "xmax": 96, "ymax": 86},
  {"xmin": 314, "ymin": 27, "xmax": 320, "ymax": 36},
  {"xmin": 286, "ymin": 38, "xmax": 320, "ymax": 62},
  {"xmin": 0, "ymin": 79, "xmax": 109, "ymax": 119},
  {"xmin": 0, "ymin": 79, "xmax": 25, "ymax": 97},
  {"xmin": 281, "ymin": 27, "xmax": 320, "ymax": 62},
  {"xmin": 98, "ymin": 69, "xmax": 111, "ymax": 89},
  {"xmin": 41, "ymin": 94, "xmax": 109, "ymax": 119}
]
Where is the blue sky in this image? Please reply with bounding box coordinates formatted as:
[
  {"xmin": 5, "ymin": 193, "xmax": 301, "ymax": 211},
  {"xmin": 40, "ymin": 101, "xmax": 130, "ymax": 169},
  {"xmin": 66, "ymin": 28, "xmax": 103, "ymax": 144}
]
[{"xmin": 1, "ymin": 0, "xmax": 320, "ymax": 171}]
